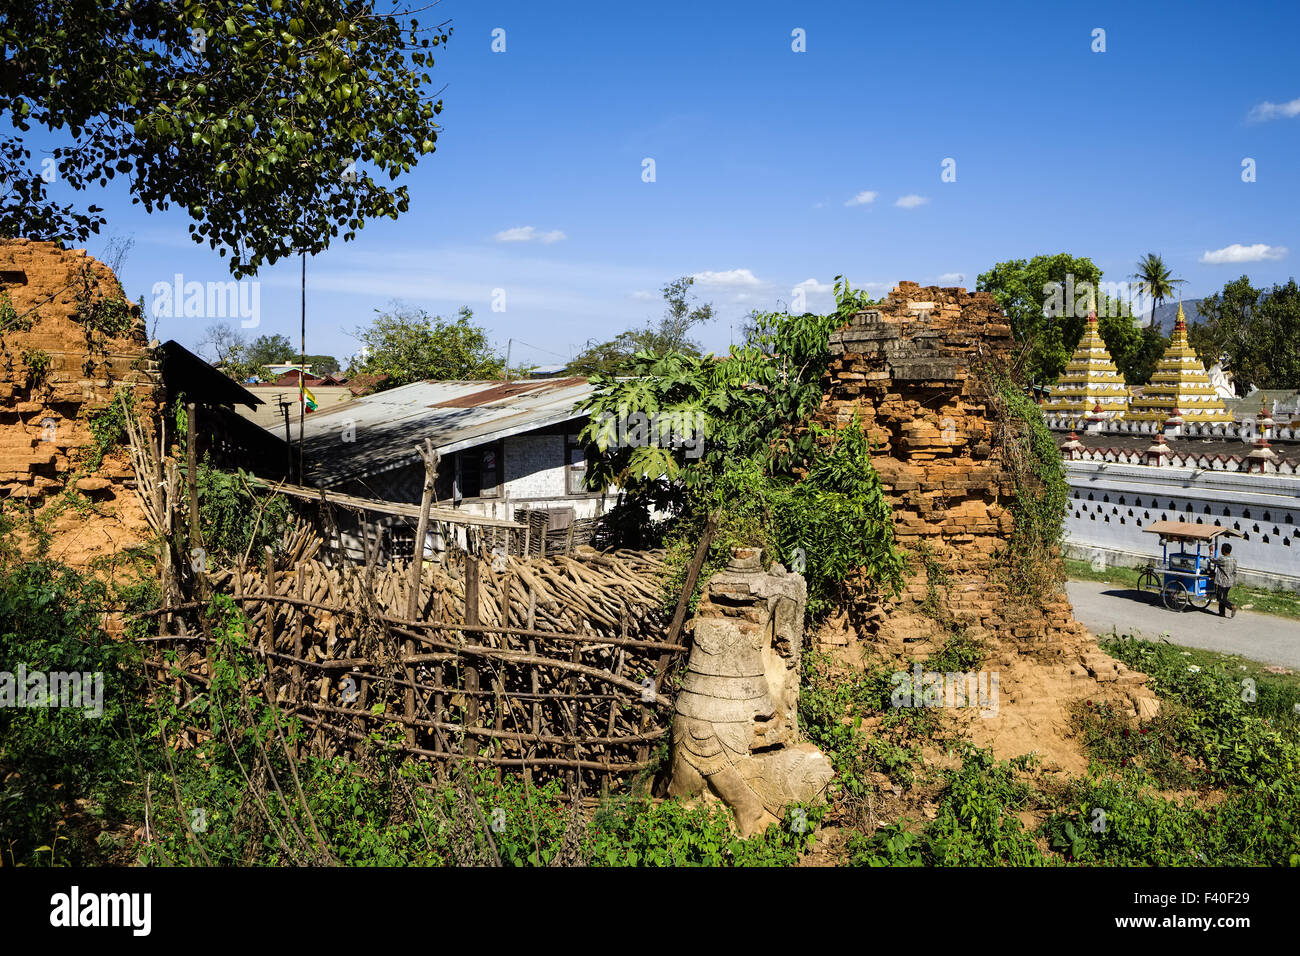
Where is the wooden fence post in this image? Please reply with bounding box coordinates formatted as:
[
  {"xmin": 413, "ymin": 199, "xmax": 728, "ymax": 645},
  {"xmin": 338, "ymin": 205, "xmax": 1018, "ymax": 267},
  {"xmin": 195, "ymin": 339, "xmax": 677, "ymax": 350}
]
[
  {"xmin": 464, "ymin": 555, "xmax": 481, "ymax": 756},
  {"xmin": 405, "ymin": 439, "xmax": 439, "ymax": 748}
]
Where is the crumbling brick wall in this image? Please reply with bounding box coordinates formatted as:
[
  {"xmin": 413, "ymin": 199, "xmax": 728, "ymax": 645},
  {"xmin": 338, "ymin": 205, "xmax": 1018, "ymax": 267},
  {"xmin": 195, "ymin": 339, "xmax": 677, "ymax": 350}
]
[
  {"xmin": 0, "ymin": 238, "xmax": 158, "ymax": 560},
  {"xmin": 814, "ymin": 282, "xmax": 1091, "ymax": 657}
]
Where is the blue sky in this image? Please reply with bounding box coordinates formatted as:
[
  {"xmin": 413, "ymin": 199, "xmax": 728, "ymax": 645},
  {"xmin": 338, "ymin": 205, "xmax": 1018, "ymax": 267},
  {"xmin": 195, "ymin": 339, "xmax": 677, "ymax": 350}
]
[{"xmin": 44, "ymin": 0, "xmax": 1300, "ymax": 368}]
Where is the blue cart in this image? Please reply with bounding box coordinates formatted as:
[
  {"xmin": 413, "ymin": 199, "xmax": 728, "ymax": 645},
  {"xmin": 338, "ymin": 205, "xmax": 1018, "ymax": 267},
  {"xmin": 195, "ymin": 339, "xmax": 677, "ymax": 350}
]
[{"xmin": 1140, "ymin": 520, "xmax": 1242, "ymax": 613}]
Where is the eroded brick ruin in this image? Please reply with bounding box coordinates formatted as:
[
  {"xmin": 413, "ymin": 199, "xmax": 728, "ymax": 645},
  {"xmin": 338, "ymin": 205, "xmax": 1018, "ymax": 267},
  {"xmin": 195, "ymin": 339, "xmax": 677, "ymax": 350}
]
[
  {"xmin": 814, "ymin": 282, "xmax": 1156, "ymax": 764},
  {"xmin": 0, "ymin": 238, "xmax": 157, "ymax": 564}
]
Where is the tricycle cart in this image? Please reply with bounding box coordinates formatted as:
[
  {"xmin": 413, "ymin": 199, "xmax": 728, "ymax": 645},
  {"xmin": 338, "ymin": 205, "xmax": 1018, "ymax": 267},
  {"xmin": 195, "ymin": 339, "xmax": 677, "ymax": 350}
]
[{"xmin": 1139, "ymin": 520, "xmax": 1242, "ymax": 612}]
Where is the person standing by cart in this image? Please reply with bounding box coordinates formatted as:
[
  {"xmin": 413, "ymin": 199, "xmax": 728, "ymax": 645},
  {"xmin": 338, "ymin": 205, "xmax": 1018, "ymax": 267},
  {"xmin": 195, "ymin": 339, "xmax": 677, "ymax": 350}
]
[{"xmin": 1213, "ymin": 543, "xmax": 1238, "ymax": 618}]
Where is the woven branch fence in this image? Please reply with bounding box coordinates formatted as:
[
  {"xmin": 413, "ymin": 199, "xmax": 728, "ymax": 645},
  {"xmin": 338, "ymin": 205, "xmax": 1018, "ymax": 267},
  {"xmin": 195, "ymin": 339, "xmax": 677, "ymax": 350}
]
[
  {"xmin": 126, "ymin": 409, "xmax": 715, "ymax": 790},
  {"xmin": 139, "ymin": 543, "xmax": 688, "ymax": 788}
]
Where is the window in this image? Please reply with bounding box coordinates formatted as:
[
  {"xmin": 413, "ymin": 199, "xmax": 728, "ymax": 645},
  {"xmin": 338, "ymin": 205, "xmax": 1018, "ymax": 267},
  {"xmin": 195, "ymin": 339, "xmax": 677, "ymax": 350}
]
[
  {"xmin": 456, "ymin": 450, "xmax": 480, "ymax": 500},
  {"xmin": 456, "ymin": 442, "xmax": 502, "ymax": 499},
  {"xmin": 480, "ymin": 445, "xmax": 500, "ymax": 498},
  {"xmin": 566, "ymin": 434, "xmax": 587, "ymax": 495}
]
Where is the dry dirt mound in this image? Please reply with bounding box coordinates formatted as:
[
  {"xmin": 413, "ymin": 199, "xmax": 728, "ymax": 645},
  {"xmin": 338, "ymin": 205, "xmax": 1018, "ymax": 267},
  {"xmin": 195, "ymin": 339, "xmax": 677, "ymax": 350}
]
[{"xmin": 815, "ymin": 606, "xmax": 1160, "ymax": 777}]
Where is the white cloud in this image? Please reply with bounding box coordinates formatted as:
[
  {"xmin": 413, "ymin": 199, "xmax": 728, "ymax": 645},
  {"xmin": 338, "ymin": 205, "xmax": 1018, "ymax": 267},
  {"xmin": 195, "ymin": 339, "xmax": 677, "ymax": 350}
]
[
  {"xmin": 1247, "ymin": 97, "xmax": 1300, "ymax": 122},
  {"xmin": 895, "ymin": 194, "xmax": 929, "ymax": 209},
  {"xmin": 493, "ymin": 226, "xmax": 566, "ymax": 243},
  {"xmin": 793, "ymin": 278, "xmax": 832, "ymax": 295},
  {"xmin": 1199, "ymin": 243, "xmax": 1288, "ymax": 264},
  {"xmin": 844, "ymin": 191, "xmax": 877, "ymax": 207},
  {"xmin": 936, "ymin": 272, "xmax": 966, "ymax": 284},
  {"xmin": 629, "ymin": 290, "xmax": 655, "ymax": 301},
  {"xmin": 691, "ymin": 268, "xmax": 763, "ymax": 288}
]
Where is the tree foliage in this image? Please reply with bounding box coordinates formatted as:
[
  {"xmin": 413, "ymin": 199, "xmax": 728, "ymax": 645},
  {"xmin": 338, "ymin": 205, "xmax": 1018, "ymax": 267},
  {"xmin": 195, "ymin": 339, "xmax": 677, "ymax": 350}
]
[
  {"xmin": 977, "ymin": 253, "xmax": 1159, "ymax": 385},
  {"xmin": 977, "ymin": 254, "xmax": 1104, "ymax": 385},
  {"xmin": 244, "ymin": 333, "xmax": 295, "ymax": 367},
  {"xmin": 0, "ymin": 1, "xmax": 449, "ymax": 275},
  {"xmin": 1188, "ymin": 276, "xmax": 1300, "ymax": 394},
  {"xmin": 580, "ymin": 277, "xmax": 904, "ymax": 615},
  {"xmin": 567, "ymin": 276, "xmax": 715, "ymax": 376},
  {"xmin": 348, "ymin": 304, "xmax": 505, "ymax": 388},
  {"xmin": 1097, "ymin": 312, "xmax": 1167, "ymax": 386},
  {"xmin": 303, "ymin": 353, "xmax": 340, "ymax": 375},
  {"xmin": 1131, "ymin": 252, "xmax": 1184, "ymax": 327},
  {"xmin": 241, "ymin": 336, "xmax": 339, "ymax": 376}
]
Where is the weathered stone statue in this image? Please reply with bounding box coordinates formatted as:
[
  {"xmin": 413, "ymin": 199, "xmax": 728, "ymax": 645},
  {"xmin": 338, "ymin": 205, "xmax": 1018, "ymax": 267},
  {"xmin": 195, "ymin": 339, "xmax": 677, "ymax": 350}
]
[{"xmin": 669, "ymin": 547, "xmax": 834, "ymax": 836}]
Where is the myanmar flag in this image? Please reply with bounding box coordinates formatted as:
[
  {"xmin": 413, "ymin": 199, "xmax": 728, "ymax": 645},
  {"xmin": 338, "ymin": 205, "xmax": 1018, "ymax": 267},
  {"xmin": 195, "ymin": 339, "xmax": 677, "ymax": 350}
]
[{"xmin": 303, "ymin": 385, "xmax": 319, "ymax": 412}]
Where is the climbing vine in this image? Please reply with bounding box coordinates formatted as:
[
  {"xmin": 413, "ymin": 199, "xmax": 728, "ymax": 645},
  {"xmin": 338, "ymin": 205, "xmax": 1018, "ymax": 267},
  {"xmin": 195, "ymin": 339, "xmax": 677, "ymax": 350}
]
[
  {"xmin": 0, "ymin": 288, "xmax": 29, "ymax": 333},
  {"xmin": 71, "ymin": 263, "xmax": 135, "ymax": 339},
  {"xmin": 983, "ymin": 369, "xmax": 1068, "ymax": 598}
]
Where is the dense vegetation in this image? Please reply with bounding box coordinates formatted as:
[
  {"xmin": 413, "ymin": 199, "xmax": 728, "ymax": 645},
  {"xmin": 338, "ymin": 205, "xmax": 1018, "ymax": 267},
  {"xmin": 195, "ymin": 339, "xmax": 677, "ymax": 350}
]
[
  {"xmin": 0, "ymin": 560, "xmax": 823, "ymax": 866},
  {"xmin": 976, "ymin": 252, "xmax": 1166, "ymax": 387},
  {"xmin": 1188, "ymin": 276, "xmax": 1300, "ymax": 393},
  {"xmin": 9, "ymin": 547, "xmax": 1293, "ymax": 867},
  {"xmin": 580, "ymin": 278, "xmax": 905, "ymax": 617}
]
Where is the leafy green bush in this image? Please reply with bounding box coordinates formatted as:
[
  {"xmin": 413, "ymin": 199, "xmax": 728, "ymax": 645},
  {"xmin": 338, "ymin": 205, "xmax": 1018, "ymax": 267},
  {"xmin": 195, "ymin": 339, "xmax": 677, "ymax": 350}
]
[
  {"xmin": 1042, "ymin": 777, "xmax": 1202, "ymax": 866},
  {"xmin": 1041, "ymin": 775, "xmax": 1300, "ymax": 866},
  {"xmin": 195, "ymin": 463, "xmax": 294, "ymax": 566},
  {"xmin": 87, "ymin": 388, "xmax": 137, "ymax": 457},
  {"xmin": 848, "ymin": 747, "xmax": 1045, "ymax": 867},
  {"xmin": 0, "ymin": 562, "xmax": 146, "ymax": 865},
  {"xmin": 1102, "ymin": 636, "xmax": 1300, "ymax": 791},
  {"xmin": 774, "ymin": 419, "xmax": 905, "ymax": 616},
  {"xmin": 1072, "ymin": 699, "xmax": 1195, "ymax": 789},
  {"xmin": 657, "ymin": 419, "xmax": 903, "ymax": 619},
  {"xmin": 584, "ymin": 287, "xmax": 903, "ymax": 620},
  {"xmin": 76, "ymin": 296, "xmax": 135, "ymax": 339},
  {"xmin": 0, "ymin": 288, "xmax": 31, "ymax": 332},
  {"xmin": 588, "ymin": 795, "xmax": 821, "ymax": 866},
  {"xmin": 22, "ymin": 347, "xmax": 51, "ymax": 386}
]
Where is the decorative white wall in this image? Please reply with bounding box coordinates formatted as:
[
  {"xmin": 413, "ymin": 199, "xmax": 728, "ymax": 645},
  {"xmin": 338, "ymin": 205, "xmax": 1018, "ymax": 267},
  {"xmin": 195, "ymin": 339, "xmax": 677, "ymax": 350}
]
[{"xmin": 1062, "ymin": 461, "xmax": 1300, "ymax": 592}]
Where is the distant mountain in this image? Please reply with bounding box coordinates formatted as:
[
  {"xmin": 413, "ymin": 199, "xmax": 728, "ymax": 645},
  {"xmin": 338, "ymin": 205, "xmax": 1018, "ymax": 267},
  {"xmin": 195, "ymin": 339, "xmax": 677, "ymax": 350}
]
[{"xmin": 1142, "ymin": 298, "xmax": 1208, "ymax": 333}]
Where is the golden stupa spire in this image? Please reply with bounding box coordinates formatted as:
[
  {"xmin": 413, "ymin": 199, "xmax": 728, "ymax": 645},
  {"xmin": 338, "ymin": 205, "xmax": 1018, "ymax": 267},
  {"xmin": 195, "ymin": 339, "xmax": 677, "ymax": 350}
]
[
  {"xmin": 1042, "ymin": 306, "xmax": 1130, "ymax": 422},
  {"xmin": 1127, "ymin": 297, "xmax": 1232, "ymax": 424}
]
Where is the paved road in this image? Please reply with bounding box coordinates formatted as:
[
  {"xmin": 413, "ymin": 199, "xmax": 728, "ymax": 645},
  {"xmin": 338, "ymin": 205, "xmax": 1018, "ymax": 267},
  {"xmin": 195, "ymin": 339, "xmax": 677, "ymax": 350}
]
[{"xmin": 1066, "ymin": 580, "xmax": 1300, "ymax": 670}]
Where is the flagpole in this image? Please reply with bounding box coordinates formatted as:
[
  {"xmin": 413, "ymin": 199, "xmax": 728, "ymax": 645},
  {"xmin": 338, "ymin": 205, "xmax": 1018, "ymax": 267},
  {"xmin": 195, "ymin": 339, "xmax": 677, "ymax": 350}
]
[{"xmin": 298, "ymin": 227, "xmax": 306, "ymax": 484}]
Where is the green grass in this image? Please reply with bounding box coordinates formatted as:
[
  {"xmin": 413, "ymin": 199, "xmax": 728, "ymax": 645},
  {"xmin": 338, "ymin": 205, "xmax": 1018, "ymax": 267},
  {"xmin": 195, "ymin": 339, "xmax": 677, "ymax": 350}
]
[{"xmin": 1064, "ymin": 557, "xmax": 1300, "ymax": 622}]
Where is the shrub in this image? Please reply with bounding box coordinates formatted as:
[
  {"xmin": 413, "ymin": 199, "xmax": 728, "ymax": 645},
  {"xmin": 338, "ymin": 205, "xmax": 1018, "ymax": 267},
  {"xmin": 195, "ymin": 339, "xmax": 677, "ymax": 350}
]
[
  {"xmin": 195, "ymin": 464, "xmax": 294, "ymax": 567},
  {"xmin": 0, "ymin": 562, "xmax": 146, "ymax": 865}
]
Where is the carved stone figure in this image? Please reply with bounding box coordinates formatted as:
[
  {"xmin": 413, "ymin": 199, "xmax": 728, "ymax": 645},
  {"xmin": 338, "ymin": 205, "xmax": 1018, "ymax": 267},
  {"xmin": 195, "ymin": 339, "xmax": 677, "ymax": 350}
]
[{"xmin": 668, "ymin": 547, "xmax": 834, "ymax": 836}]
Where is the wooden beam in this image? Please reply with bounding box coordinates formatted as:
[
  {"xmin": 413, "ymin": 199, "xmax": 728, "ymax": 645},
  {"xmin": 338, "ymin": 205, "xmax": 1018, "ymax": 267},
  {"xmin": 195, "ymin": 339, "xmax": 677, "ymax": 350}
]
[{"xmin": 248, "ymin": 477, "xmax": 523, "ymax": 529}]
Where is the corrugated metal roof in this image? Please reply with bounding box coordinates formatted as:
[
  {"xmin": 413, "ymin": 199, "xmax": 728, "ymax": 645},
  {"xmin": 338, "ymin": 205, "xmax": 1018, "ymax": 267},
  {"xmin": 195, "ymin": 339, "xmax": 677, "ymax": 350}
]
[{"xmin": 299, "ymin": 377, "xmax": 594, "ymax": 488}]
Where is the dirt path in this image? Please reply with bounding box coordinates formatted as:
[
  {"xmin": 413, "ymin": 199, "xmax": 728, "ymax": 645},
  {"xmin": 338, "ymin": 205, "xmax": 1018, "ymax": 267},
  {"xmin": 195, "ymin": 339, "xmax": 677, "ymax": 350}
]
[{"xmin": 1066, "ymin": 580, "xmax": 1300, "ymax": 670}]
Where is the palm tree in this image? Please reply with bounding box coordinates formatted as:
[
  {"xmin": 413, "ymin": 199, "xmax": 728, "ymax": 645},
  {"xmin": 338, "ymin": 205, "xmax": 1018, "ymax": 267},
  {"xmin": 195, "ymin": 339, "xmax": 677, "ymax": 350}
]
[{"xmin": 1132, "ymin": 253, "xmax": 1185, "ymax": 328}]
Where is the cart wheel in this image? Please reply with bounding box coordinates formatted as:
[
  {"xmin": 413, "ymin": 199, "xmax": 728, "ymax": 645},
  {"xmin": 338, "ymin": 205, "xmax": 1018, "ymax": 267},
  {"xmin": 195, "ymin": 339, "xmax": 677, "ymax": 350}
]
[
  {"xmin": 1162, "ymin": 579, "xmax": 1190, "ymax": 612},
  {"xmin": 1136, "ymin": 566, "xmax": 1161, "ymax": 593},
  {"xmin": 1190, "ymin": 584, "xmax": 1213, "ymax": 610}
]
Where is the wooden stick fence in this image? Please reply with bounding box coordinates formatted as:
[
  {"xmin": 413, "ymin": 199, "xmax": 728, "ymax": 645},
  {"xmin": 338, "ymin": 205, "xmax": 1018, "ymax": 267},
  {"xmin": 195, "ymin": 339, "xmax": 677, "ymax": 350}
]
[
  {"xmin": 126, "ymin": 411, "xmax": 682, "ymax": 789},
  {"xmin": 141, "ymin": 546, "xmax": 677, "ymax": 786}
]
